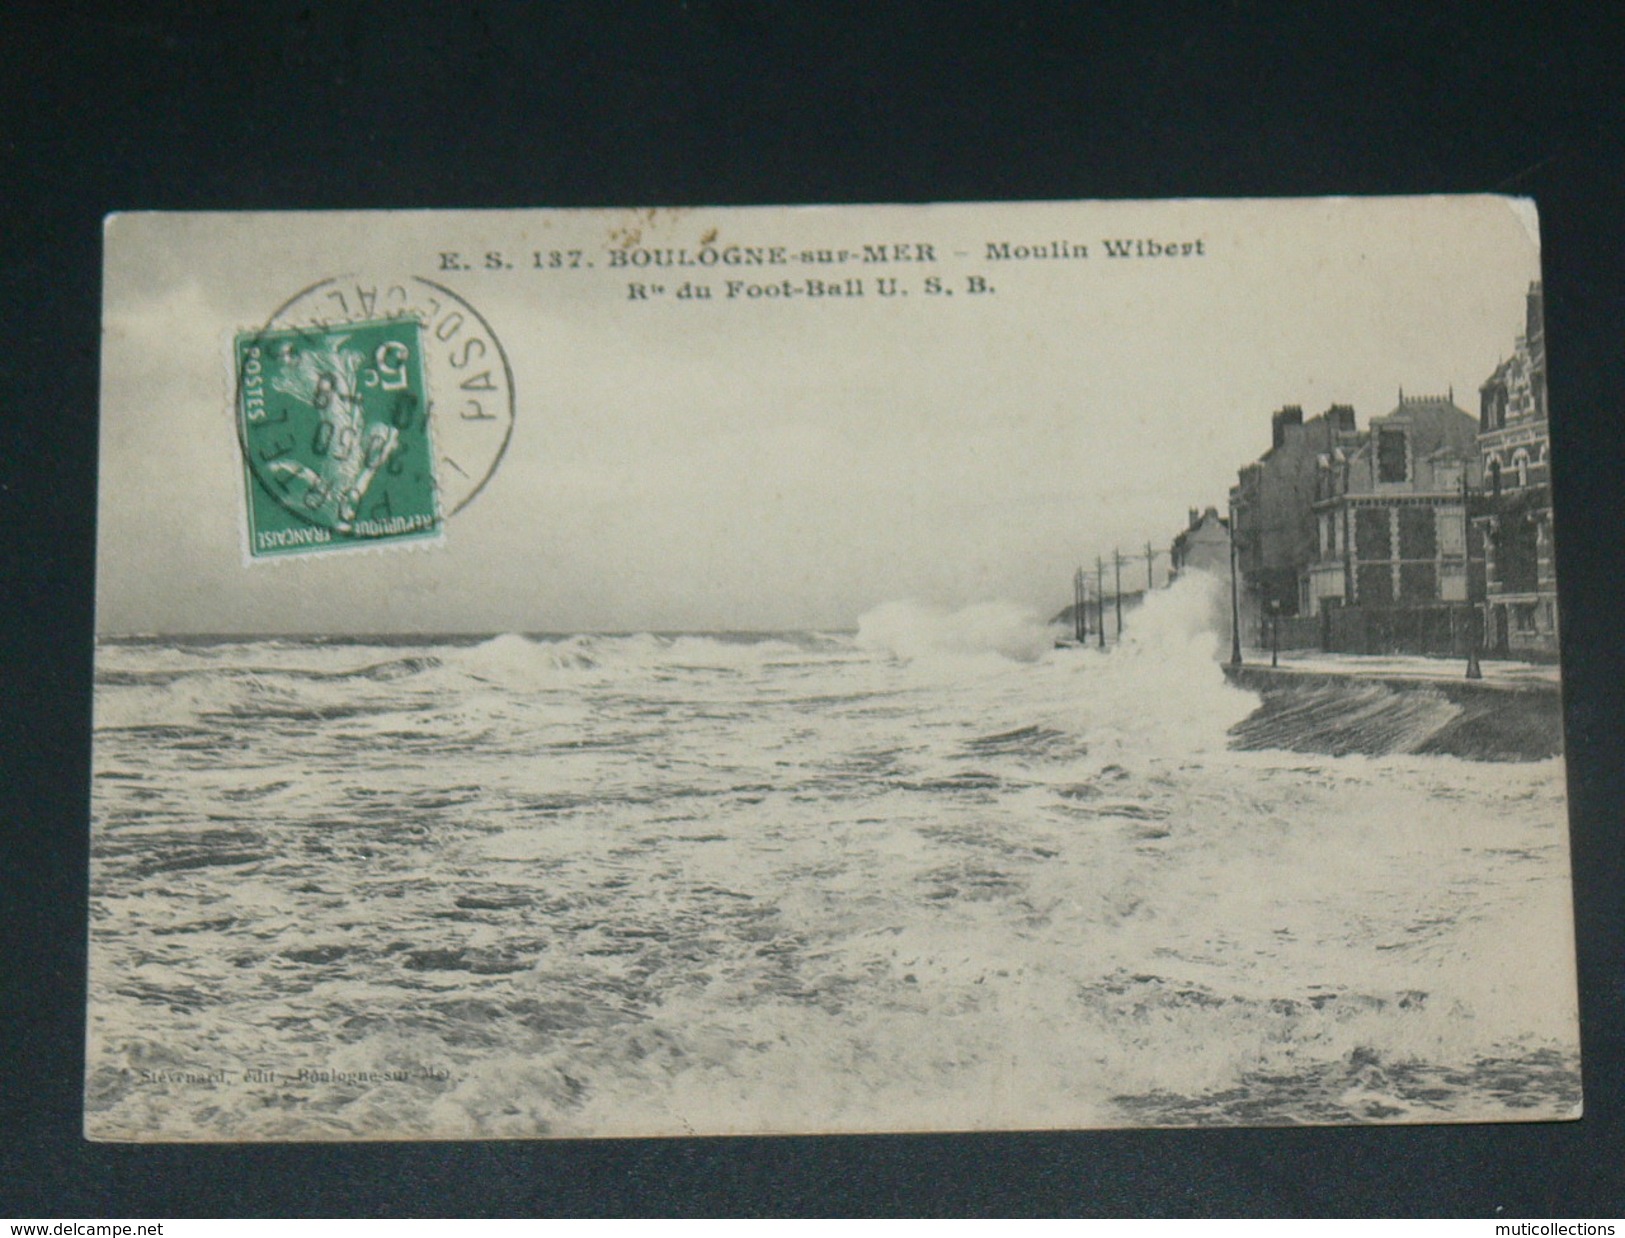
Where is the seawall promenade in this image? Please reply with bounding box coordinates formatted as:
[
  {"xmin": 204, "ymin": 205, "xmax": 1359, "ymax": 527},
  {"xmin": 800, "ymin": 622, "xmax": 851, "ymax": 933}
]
[{"xmin": 1223, "ymin": 653, "xmax": 1563, "ymax": 762}]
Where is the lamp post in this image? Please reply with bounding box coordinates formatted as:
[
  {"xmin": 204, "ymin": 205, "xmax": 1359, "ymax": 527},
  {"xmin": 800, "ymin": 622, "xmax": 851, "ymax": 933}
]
[
  {"xmin": 1462, "ymin": 473, "xmax": 1482, "ymax": 680},
  {"xmin": 1228, "ymin": 502, "xmax": 1243, "ymax": 667},
  {"xmin": 1270, "ymin": 600, "xmax": 1280, "ymax": 668}
]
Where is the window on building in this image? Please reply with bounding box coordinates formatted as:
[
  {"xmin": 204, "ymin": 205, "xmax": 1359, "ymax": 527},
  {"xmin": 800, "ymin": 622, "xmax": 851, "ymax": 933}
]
[
  {"xmin": 1397, "ymin": 507, "xmax": 1437, "ymax": 560},
  {"xmin": 1356, "ymin": 507, "xmax": 1392, "ymax": 560},
  {"xmin": 1512, "ymin": 449, "xmax": 1530, "ymax": 488},
  {"xmin": 1377, "ymin": 429, "xmax": 1408, "ymax": 483},
  {"xmin": 1498, "ymin": 513, "xmax": 1538, "ymax": 595}
]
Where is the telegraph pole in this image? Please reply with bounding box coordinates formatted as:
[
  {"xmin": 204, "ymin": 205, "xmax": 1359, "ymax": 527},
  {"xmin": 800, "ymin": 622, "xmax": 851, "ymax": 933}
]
[
  {"xmin": 1144, "ymin": 541, "xmax": 1160, "ymax": 592},
  {"xmin": 1073, "ymin": 567, "xmax": 1086, "ymax": 643},
  {"xmin": 1113, "ymin": 549, "xmax": 1124, "ymax": 638},
  {"xmin": 1096, "ymin": 556, "xmax": 1107, "ymax": 648}
]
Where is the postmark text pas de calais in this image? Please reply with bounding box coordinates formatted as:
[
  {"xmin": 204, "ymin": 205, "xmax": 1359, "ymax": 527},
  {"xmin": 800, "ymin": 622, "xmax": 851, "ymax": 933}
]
[{"xmin": 237, "ymin": 317, "xmax": 440, "ymax": 558}]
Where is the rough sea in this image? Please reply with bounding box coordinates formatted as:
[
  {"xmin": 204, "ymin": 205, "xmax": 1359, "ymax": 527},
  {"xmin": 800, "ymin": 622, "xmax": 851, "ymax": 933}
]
[{"xmin": 86, "ymin": 577, "xmax": 1580, "ymax": 1139}]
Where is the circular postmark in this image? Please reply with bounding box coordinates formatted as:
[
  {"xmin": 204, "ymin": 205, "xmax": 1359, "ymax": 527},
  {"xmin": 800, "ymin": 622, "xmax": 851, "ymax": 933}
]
[{"xmin": 236, "ymin": 275, "xmax": 515, "ymax": 553}]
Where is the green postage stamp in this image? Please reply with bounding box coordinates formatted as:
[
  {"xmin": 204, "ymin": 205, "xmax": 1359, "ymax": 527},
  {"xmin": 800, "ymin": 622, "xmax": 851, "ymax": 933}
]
[{"xmin": 236, "ymin": 317, "xmax": 441, "ymax": 557}]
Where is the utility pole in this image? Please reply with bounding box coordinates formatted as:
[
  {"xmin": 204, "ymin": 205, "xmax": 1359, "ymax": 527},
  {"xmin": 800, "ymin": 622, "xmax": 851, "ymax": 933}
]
[
  {"xmin": 1073, "ymin": 567, "xmax": 1086, "ymax": 643},
  {"xmin": 1144, "ymin": 541, "xmax": 1160, "ymax": 592},
  {"xmin": 1228, "ymin": 501, "xmax": 1243, "ymax": 666},
  {"xmin": 1096, "ymin": 556, "xmax": 1107, "ymax": 649},
  {"xmin": 1113, "ymin": 549, "xmax": 1124, "ymax": 638}
]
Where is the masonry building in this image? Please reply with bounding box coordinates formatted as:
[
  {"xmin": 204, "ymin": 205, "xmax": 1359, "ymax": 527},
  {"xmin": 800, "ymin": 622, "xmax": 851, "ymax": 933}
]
[
  {"xmin": 1229, "ymin": 404, "xmax": 1361, "ymax": 639},
  {"xmin": 1301, "ymin": 392, "xmax": 1482, "ymax": 654},
  {"xmin": 1169, "ymin": 506, "xmax": 1231, "ymax": 581},
  {"xmin": 1474, "ymin": 281, "xmax": 1557, "ymax": 659}
]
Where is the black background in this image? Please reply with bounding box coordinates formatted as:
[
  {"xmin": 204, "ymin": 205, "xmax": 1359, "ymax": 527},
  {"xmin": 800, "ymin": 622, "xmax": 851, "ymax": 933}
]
[{"xmin": 3, "ymin": 1, "xmax": 1621, "ymax": 1217}]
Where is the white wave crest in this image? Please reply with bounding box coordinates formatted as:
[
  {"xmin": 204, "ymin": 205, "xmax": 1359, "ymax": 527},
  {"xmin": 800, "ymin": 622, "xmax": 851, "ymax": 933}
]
[
  {"xmin": 450, "ymin": 631, "xmax": 833, "ymax": 690},
  {"xmin": 855, "ymin": 600, "xmax": 1055, "ymax": 665},
  {"xmin": 451, "ymin": 633, "xmax": 603, "ymax": 690}
]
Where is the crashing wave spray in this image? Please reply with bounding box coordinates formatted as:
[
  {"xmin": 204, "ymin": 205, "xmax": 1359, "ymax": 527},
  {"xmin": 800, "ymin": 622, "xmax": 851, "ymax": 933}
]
[
  {"xmin": 1044, "ymin": 570, "xmax": 1260, "ymax": 758},
  {"xmin": 854, "ymin": 600, "xmax": 1055, "ymax": 664}
]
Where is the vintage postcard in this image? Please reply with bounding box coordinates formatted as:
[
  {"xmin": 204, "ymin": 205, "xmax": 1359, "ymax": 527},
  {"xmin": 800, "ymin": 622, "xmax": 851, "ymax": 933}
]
[{"xmin": 89, "ymin": 198, "xmax": 1578, "ymax": 1140}]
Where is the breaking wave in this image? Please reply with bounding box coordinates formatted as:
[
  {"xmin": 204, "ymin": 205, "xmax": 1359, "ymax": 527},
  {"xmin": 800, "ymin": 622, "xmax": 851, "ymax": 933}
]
[{"xmin": 856, "ymin": 600, "xmax": 1055, "ymax": 664}]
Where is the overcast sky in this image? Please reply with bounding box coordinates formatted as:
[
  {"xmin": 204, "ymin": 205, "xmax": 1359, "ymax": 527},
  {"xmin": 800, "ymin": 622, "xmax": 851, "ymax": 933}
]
[{"xmin": 97, "ymin": 198, "xmax": 1541, "ymax": 634}]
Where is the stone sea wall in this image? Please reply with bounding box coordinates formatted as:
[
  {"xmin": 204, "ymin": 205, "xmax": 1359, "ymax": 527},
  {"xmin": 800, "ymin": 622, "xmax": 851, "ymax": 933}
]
[{"xmin": 1224, "ymin": 666, "xmax": 1564, "ymax": 762}]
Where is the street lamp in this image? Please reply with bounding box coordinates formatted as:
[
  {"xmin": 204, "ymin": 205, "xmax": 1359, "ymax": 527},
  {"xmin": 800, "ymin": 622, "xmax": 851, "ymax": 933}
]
[{"xmin": 1462, "ymin": 472, "xmax": 1482, "ymax": 680}]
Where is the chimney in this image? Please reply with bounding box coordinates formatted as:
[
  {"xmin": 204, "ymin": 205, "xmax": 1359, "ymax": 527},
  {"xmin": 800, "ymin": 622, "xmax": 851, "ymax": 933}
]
[
  {"xmin": 1271, "ymin": 405, "xmax": 1304, "ymax": 450},
  {"xmin": 1325, "ymin": 403, "xmax": 1356, "ymax": 433},
  {"xmin": 1188, "ymin": 508, "xmax": 1199, "ymax": 529},
  {"xmin": 1526, "ymin": 280, "xmax": 1544, "ymax": 346}
]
